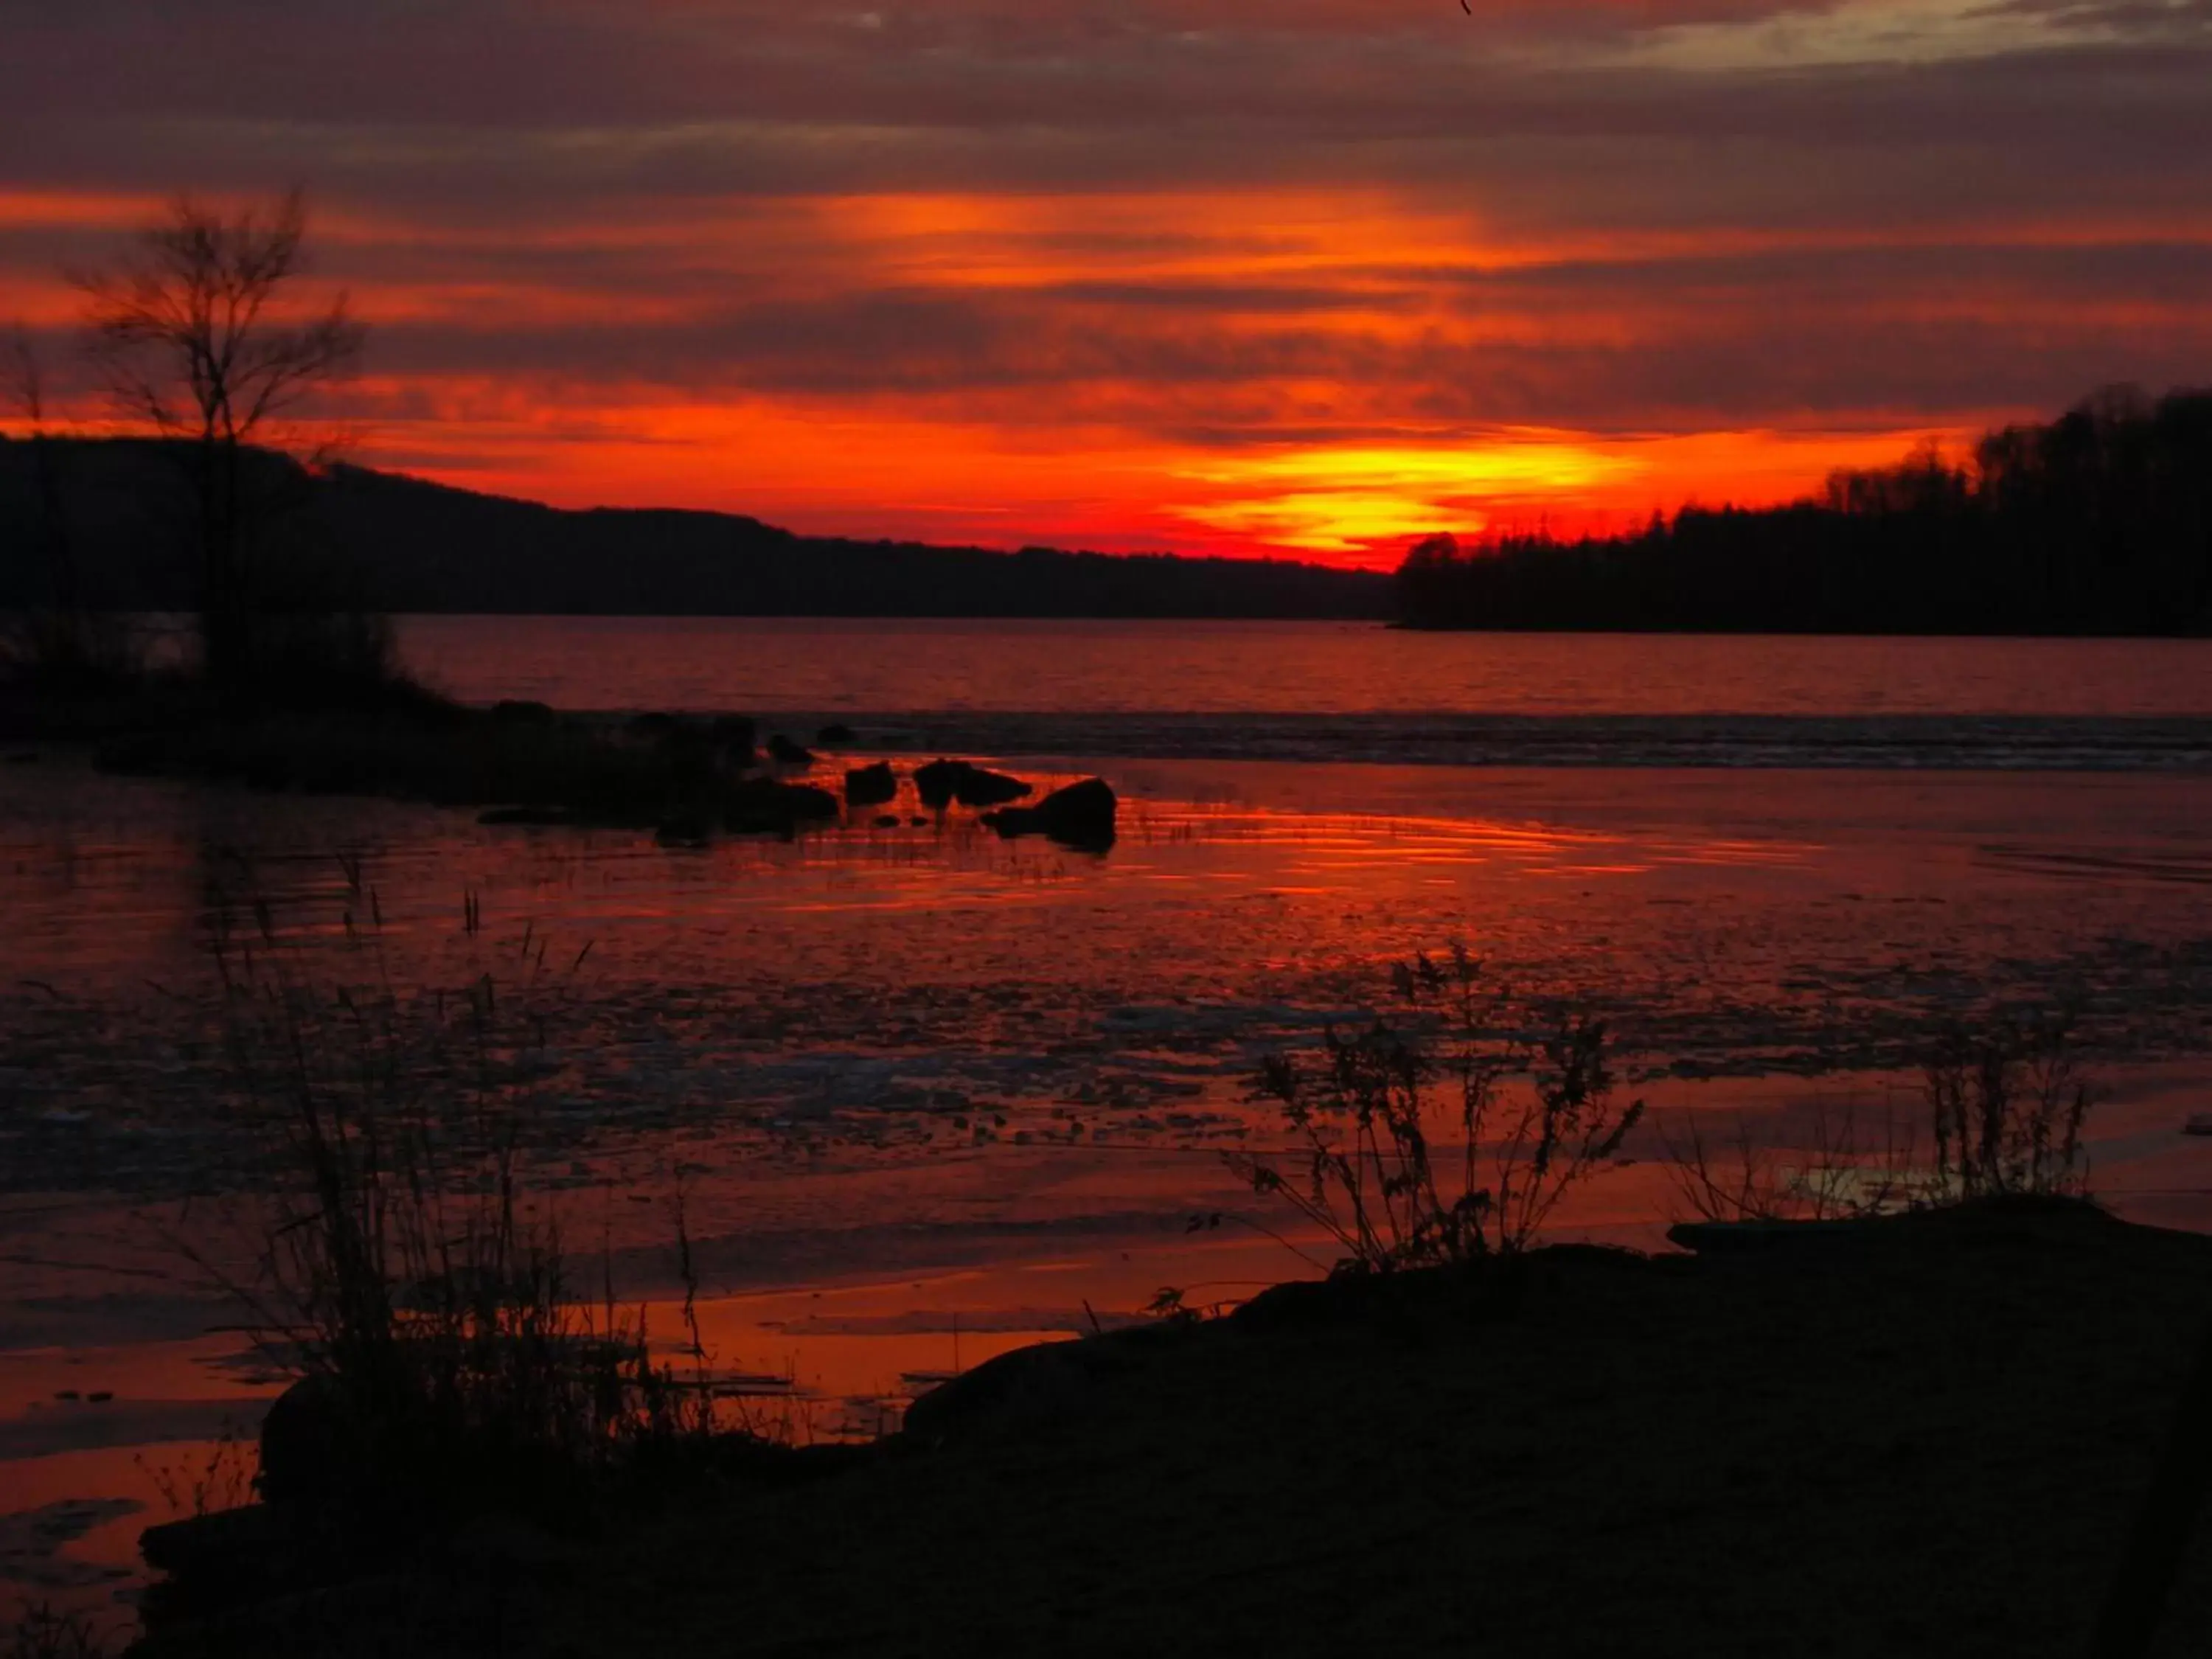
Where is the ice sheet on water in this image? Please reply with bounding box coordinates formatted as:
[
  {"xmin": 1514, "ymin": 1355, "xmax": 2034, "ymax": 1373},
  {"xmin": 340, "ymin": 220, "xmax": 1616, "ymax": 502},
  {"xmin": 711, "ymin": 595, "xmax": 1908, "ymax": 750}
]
[{"xmin": 7, "ymin": 757, "xmax": 2212, "ymax": 1200}]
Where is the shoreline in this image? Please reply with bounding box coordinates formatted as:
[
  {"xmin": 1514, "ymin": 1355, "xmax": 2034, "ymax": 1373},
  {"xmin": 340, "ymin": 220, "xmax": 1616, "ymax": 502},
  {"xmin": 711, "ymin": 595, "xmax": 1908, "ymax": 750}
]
[
  {"xmin": 125, "ymin": 1199, "xmax": 2212, "ymax": 1657},
  {"xmin": 12, "ymin": 655, "xmax": 2212, "ymax": 1651}
]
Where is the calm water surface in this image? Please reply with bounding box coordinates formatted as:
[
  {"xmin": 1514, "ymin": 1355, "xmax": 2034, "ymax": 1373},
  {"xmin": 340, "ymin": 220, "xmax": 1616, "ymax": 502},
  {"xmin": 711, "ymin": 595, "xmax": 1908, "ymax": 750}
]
[
  {"xmin": 10, "ymin": 619, "xmax": 2212, "ymax": 1621},
  {"xmin": 397, "ymin": 617, "xmax": 2212, "ymax": 718}
]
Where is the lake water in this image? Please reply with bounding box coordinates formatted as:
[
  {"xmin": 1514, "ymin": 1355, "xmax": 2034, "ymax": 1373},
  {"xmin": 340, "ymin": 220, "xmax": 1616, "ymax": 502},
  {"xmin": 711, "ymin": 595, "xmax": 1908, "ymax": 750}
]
[
  {"xmin": 9, "ymin": 619, "xmax": 2212, "ymax": 1624},
  {"xmin": 397, "ymin": 617, "xmax": 2212, "ymax": 719}
]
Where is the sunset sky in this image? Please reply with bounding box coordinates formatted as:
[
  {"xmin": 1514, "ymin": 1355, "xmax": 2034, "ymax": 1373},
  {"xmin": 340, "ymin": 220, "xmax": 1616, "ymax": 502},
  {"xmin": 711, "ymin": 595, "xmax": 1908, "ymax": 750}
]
[{"xmin": 5, "ymin": 1, "xmax": 2210, "ymax": 568}]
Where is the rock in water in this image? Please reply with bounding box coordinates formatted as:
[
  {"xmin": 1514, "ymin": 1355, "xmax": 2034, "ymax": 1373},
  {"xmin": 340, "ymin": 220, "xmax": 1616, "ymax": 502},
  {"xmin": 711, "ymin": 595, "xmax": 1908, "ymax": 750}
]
[
  {"xmin": 655, "ymin": 813, "xmax": 715, "ymax": 849},
  {"xmin": 709, "ymin": 714, "xmax": 757, "ymax": 762},
  {"xmin": 765, "ymin": 734, "xmax": 816, "ymax": 767},
  {"xmin": 725, "ymin": 777, "xmax": 841, "ymax": 834},
  {"xmin": 984, "ymin": 778, "xmax": 1117, "ymax": 850},
  {"xmin": 846, "ymin": 760, "xmax": 898, "ymax": 809},
  {"xmin": 959, "ymin": 769, "xmax": 1033, "ymax": 807},
  {"xmin": 913, "ymin": 759, "xmax": 962, "ymax": 809},
  {"xmin": 914, "ymin": 758, "xmax": 1033, "ymax": 810},
  {"xmin": 816, "ymin": 723, "xmax": 858, "ymax": 745}
]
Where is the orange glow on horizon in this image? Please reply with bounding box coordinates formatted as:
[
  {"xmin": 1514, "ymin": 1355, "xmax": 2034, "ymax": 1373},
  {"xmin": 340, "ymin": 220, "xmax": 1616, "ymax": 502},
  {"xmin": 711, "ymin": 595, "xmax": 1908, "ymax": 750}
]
[
  {"xmin": 325, "ymin": 407, "xmax": 1962, "ymax": 569},
  {"xmin": 3, "ymin": 179, "xmax": 2187, "ymax": 569}
]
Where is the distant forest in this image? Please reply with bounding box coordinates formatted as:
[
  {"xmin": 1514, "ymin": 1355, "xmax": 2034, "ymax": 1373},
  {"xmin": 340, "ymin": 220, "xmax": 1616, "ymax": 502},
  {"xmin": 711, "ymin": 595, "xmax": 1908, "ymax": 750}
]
[
  {"xmin": 0, "ymin": 439, "xmax": 1391, "ymax": 621},
  {"xmin": 1398, "ymin": 387, "xmax": 2212, "ymax": 635}
]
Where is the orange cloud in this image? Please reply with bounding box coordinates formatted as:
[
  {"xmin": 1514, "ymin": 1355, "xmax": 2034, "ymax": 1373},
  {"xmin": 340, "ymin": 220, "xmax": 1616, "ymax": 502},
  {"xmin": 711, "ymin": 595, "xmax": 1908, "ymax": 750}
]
[{"xmin": 8, "ymin": 0, "xmax": 2212, "ymax": 572}]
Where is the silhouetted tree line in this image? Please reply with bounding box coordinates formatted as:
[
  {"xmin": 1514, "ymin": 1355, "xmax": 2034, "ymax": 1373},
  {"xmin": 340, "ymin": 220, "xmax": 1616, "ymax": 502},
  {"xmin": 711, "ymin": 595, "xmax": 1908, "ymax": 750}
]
[
  {"xmin": 0, "ymin": 438, "xmax": 1394, "ymax": 621},
  {"xmin": 1398, "ymin": 386, "xmax": 2212, "ymax": 635}
]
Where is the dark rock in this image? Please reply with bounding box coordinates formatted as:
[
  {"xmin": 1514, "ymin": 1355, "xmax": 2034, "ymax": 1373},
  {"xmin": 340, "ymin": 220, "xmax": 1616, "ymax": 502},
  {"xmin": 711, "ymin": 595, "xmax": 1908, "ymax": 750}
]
[
  {"xmin": 627, "ymin": 712, "xmax": 681, "ymax": 741},
  {"xmin": 142, "ymin": 1501, "xmax": 292, "ymax": 1580},
  {"xmin": 914, "ymin": 758, "xmax": 1033, "ymax": 810},
  {"xmin": 815, "ymin": 723, "xmax": 858, "ymax": 745},
  {"xmin": 700, "ymin": 717, "xmax": 756, "ymax": 768},
  {"xmin": 1229, "ymin": 1274, "xmax": 1376, "ymax": 1333},
  {"xmin": 139, "ymin": 1500, "xmax": 324, "ymax": 1619},
  {"xmin": 902, "ymin": 1324, "xmax": 1184, "ymax": 1446},
  {"xmin": 448, "ymin": 1511, "xmax": 587, "ymax": 1573},
  {"xmin": 240, "ymin": 751, "xmax": 296, "ymax": 791},
  {"xmin": 93, "ymin": 734, "xmax": 167, "ymax": 775},
  {"xmin": 655, "ymin": 815, "xmax": 715, "ymax": 849},
  {"xmin": 873, "ymin": 814, "xmax": 902, "ymax": 829},
  {"xmin": 489, "ymin": 699, "xmax": 556, "ymax": 726},
  {"xmin": 959, "ymin": 770, "xmax": 1032, "ymax": 807},
  {"xmin": 725, "ymin": 777, "xmax": 840, "ymax": 835},
  {"xmin": 845, "ymin": 760, "xmax": 897, "ymax": 808},
  {"xmin": 257, "ymin": 1375, "xmax": 355, "ymax": 1509},
  {"xmin": 766, "ymin": 734, "xmax": 816, "ymax": 767},
  {"xmin": 1665, "ymin": 1220, "xmax": 1865, "ymax": 1254},
  {"xmin": 910, "ymin": 815, "xmax": 930, "ymax": 827},
  {"xmin": 983, "ymin": 777, "xmax": 1117, "ymax": 849},
  {"xmin": 1227, "ymin": 1260, "xmax": 1534, "ymax": 1334},
  {"xmin": 477, "ymin": 805, "xmax": 576, "ymax": 827}
]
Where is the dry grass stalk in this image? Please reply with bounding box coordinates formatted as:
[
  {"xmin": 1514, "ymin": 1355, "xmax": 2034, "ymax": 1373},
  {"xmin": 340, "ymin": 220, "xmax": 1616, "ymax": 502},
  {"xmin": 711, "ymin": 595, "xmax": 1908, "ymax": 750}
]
[{"xmin": 1234, "ymin": 946, "xmax": 1644, "ymax": 1273}]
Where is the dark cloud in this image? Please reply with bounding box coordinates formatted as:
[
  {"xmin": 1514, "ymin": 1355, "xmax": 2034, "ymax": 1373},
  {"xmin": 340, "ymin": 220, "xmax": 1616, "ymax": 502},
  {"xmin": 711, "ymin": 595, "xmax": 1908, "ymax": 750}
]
[
  {"xmin": 321, "ymin": 226, "xmax": 2212, "ymax": 440},
  {"xmin": 4, "ymin": 0, "xmax": 2211, "ymax": 533}
]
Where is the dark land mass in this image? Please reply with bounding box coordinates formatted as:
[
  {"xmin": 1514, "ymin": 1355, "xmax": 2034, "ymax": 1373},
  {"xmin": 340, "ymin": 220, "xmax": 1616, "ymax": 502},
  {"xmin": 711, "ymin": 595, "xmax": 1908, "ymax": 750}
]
[
  {"xmin": 1400, "ymin": 386, "xmax": 2212, "ymax": 635},
  {"xmin": 0, "ymin": 436, "xmax": 1391, "ymax": 619},
  {"xmin": 133, "ymin": 1200, "xmax": 2212, "ymax": 1658}
]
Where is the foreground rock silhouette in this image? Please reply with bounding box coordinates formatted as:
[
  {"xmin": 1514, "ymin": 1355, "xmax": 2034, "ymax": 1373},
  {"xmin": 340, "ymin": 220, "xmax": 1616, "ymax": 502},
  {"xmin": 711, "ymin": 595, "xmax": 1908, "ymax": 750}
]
[
  {"xmin": 129, "ymin": 1200, "xmax": 2212, "ymax": 1658},
  {"xmin": 844, "ymin": 760, "xmax": 897, "ymax": 809},
  {"xmin": 914, "ymin": 758, "xmax": 1033, "ymax": 810},
  {"xmin": 983, "ymin": 776, "xmax": 1118, "ymax": 849}
]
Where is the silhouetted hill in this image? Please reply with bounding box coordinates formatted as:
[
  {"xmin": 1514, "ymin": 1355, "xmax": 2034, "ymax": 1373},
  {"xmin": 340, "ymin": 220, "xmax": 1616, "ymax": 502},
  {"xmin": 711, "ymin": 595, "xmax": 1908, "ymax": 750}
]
[
  {"xmin": 1397, "ymin": 386, "xmax": 2212, "ymax": 636},
  {"xmin": 0, "ymin": 438, "xmax": 1391, "ymax": 619}
]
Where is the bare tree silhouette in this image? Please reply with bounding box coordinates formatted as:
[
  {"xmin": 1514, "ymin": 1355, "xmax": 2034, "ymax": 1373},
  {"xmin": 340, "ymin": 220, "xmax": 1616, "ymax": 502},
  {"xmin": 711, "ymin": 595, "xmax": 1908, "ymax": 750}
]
[{"xmin": 74, "ymin": 189, "xmax": 365, "ymax": 689}]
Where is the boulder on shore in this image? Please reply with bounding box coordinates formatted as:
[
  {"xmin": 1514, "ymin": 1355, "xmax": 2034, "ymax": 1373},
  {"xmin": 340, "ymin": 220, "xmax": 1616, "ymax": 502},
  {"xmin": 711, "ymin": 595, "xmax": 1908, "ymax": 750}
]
[
  {"xmin": 256, "ymin": 1374, "xmax": 358, "ymax": 1509},
  {"xmin": 983, "ymin": 777, "xmax": 1117, "ymax": 850},
  {"xmin": 914, "ymin": 758, "xmax": 1033, "ymax": 810},
  {"xmin": 845, "ymin": 760, "xmax": 898, "ymax": 809}
]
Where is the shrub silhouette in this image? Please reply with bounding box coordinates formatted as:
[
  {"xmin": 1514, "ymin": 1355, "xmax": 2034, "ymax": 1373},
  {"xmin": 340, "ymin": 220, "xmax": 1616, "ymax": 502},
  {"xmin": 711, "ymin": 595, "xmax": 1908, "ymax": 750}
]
[{"xmin": 1237, "ymin": 947, "xmax": 1644, "ymax": 1272}]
